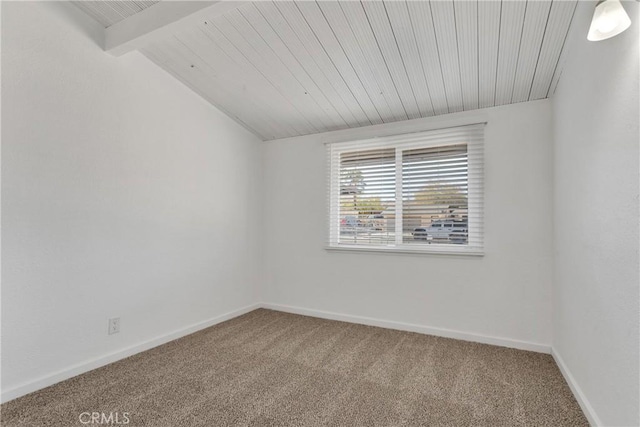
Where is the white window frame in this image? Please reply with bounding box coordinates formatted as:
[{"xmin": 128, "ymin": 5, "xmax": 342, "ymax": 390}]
[{"xmin": 327, "ymin": 124, "xmax": 485, "ymax": 256}]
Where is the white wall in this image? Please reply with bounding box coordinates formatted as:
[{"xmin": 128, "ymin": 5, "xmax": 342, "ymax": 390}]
[
  {"xmin": 552, "ymin": 1, "xmax": 639, "ymax": 426},
  {"xmin": 5, "ymin": 2, "xmax": 638, "ymax": 422},
  {"xmin": 262, "ymin": 100, "xmax": 554, "ymax": 350},
  {"xmin": 1, "ymin": 1, "xmax": 262, "ymax": 400}
]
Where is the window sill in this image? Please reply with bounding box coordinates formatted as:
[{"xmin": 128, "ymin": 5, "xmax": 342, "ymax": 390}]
[{"xmin": 324, "ymin": 244, "xmax": 484, "ymax": 257}]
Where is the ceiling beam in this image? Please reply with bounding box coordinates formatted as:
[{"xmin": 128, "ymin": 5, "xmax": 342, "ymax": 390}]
[{"xmin": 105, "ymin": 1, "xmax": 246, "ymax": 56}]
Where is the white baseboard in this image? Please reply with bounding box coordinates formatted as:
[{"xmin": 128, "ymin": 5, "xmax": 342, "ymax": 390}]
[
  {"xmin": 1, "ymin": 301, "xmax": 554, "ymax": 404},
  {"xmin": 551, "ymin": 348, "xmax": 602, "ymax": 427},
  {"xmin": 262, "ymin": 303, "xmax": 551, "ymax": 354},
  {"xmin": 1, "ymin": 303, "xmax": 261, "ymax": 404}
]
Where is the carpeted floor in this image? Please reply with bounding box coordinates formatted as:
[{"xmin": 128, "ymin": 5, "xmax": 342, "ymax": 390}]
[{"xmin": 1, "ymin": 309, "xmax": 588, "ymax": 426}]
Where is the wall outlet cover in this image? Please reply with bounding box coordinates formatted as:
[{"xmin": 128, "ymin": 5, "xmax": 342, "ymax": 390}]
[{"xmin": 108, "ymin": 318, "xmax": 120, "ymax": 335}]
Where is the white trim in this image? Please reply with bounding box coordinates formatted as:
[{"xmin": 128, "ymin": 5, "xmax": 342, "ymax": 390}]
[
  {"xmin": 264, "ymin": 106, "xmax": 496, "ymax": 145},
  {"xmin": 0, "ymin": 301, "xmax": 564, "ymax": 406},
  {"xmin": 262, "ymin": 302, "xmax": 550, "ymax": 354},
  {"xmin": 325, "ymin": 122, "xmax": 487, "ymax": 149},
  {"xmin": 325, "ymin": 245, "xmax": 484, "ymax": 256},
  {"xmin": 0, "ymin": 303, "xmax": 261, "ymax": 404},
  {"xmin": 551, "ymin": 348, "xmax": 603, "ymax": 427}
]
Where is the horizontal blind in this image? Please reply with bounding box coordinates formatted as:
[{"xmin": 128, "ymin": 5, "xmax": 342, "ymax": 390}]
[
  {"xmin": 330, "ymin": 148, "xmax": 397, "ymax": 246},
  {"xmin": 467, "ymin": 127, "xmax": 484, "ymax": 251},
  {"xmin": 402, "ymin": 144, "xmax": 469, "ymax": 245},
  {"xmin": 328, "ymin": 124, "xmax": 484, "ymax": 253}
]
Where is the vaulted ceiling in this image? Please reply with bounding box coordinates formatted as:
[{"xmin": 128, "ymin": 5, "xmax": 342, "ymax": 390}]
[{"xmin": 74, "ymin": 1, "xmax": 578, "ymax": 141}]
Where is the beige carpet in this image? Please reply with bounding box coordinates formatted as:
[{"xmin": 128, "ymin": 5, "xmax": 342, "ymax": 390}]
[{"xmin": 2, "ymin": 309, "xmax": 587, "ymax": 426}]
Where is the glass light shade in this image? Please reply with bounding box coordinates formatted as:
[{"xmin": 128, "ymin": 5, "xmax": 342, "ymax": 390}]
[{"xmin": 588, "ymin": 0, "xmax": 632, "ymax": 41}]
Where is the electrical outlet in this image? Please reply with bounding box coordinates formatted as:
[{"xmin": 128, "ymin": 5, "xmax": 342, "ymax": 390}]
[{"xmin": 108, "ymin": 317, "xmax": 120, "ymax": 335}]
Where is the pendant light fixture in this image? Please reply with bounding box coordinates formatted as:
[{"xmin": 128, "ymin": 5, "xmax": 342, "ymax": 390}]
[{"xmin": 588, "ymin": 0, "xmax": 632, "ymax": 41}]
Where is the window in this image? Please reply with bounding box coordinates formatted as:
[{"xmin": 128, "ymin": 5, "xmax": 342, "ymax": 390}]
[{"xmin": 328, "ymin": 124, "xmax": 484, "ymax": 255}]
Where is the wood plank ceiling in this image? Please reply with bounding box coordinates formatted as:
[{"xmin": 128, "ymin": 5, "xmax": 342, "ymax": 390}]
[
  {"xmin": 73, "ymin": 1, "xmax": 161, "ymax": 27},
  {"xmin": 77, "ymin": 1, "xmax": 579, "ymax": 140}
]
